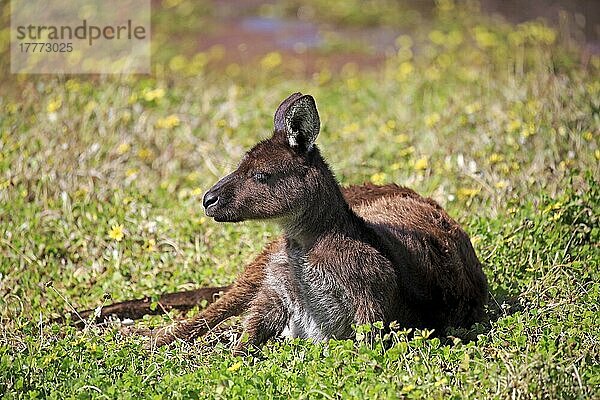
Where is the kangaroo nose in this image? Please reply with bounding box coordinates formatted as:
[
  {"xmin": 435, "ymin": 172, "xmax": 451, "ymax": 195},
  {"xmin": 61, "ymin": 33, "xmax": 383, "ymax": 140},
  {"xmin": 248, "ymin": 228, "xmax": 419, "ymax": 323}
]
[{"xmin": 203, "ymin": 191, "xmax": 219, "ymax": 210}]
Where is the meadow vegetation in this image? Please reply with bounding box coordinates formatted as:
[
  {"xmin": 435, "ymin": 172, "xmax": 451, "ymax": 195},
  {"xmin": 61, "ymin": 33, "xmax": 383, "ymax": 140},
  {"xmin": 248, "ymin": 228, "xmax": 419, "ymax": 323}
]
[{"xmin": 0, "ymin": 0, "xmax": 598, "ymax": 398}]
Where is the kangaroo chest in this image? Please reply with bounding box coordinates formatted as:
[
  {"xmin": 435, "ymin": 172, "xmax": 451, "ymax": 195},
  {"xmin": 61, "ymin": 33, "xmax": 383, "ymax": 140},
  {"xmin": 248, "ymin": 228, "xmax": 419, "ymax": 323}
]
[{"xmin": 265, "ymin": 246, "xmax": 354, "ymax": 341}]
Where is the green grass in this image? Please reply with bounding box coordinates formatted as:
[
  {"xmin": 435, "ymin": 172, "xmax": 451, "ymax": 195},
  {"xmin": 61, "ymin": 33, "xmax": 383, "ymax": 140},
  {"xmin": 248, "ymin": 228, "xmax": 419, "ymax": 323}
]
[{"xmin": 1, "ymin": 1, "xmax": 599, "ymax": 398}]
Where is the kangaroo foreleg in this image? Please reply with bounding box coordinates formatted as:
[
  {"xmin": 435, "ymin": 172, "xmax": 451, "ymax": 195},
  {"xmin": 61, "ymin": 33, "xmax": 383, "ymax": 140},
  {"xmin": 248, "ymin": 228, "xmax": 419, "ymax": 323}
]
[
  {"xmin": 234, "ymin": 288, "xmax": 288, "ymax": 355},
  {"xmin": 149, "ymin": 240, "xmax": 281, "ymax": 347}
]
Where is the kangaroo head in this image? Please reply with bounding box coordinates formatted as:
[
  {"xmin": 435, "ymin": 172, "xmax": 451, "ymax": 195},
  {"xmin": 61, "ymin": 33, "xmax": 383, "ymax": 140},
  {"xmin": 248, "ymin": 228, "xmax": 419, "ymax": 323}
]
[{"xmin": 203, "ymin": 93, "xmax": 327, "ymax": 223}]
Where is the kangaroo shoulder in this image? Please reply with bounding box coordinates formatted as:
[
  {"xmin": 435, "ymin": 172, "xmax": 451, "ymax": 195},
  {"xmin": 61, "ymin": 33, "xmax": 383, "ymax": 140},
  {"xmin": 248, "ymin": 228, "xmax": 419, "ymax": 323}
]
[{"xmin": 309, "ymin": 232, "xmax": 394, "ymax": 276}]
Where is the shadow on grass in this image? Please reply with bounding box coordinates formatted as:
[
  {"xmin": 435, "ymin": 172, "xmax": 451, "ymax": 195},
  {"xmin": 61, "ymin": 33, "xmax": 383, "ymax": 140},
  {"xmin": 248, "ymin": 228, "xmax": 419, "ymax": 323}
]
[{"xmin": 443, "ymin": 290, "xmax": 523, "ymax": 344}]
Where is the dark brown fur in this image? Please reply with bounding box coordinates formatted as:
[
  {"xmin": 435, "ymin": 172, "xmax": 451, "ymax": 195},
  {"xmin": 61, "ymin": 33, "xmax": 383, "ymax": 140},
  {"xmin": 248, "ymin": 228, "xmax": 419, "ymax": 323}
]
[
  {"xmin": 150, "ymin": 94, "xmax": 488, "ymax": 351},
  {"xmin": 149, "ymin": 183, "xmax": 414, "ymax": 346}
]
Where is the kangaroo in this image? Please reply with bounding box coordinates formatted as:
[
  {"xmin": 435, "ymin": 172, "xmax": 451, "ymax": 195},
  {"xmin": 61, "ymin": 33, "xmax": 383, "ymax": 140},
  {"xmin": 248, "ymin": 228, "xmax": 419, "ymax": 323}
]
[{"xmin": 149, "ymin": 93, "xmax": 488, "ymax": 352}]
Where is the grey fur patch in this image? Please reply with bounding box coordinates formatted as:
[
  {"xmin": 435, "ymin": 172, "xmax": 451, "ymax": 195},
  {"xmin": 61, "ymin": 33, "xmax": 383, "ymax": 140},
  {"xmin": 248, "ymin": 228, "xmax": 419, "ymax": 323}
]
[{"xmin": 265, "ymin": 247, "xmax": 353, "ymax": 341}]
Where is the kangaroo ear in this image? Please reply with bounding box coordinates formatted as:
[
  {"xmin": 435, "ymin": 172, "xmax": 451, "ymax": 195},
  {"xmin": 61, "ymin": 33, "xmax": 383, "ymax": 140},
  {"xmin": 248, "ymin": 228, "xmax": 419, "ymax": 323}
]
[
  {"xmin": 282, "ymin": 95, "xmax": 320, "ymax": 151},
  {"xmin": 274, "ymin": 92, "xmax": 304, "ymax": 132}
]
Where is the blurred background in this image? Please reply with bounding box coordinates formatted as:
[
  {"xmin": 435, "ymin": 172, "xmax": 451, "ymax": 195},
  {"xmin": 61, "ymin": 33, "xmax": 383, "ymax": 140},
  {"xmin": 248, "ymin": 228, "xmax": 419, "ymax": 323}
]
[
  {"xmin": 2, "ymin": 0, "xmax": 599, "ymax": 79},
  {"xmin": 149, "ymin": 0, "xmax": 599, "ymax": 76}
]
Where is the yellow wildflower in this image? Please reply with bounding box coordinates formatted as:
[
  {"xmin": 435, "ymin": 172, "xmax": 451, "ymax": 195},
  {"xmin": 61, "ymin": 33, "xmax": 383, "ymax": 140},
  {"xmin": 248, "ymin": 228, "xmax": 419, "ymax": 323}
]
[
  {"xmin": 488, "ymin": 153, "xmax": 504, "ymax": 164},
  {"xmin": 178, "ymin": 188, "xmax": 190, "ymax": 199},
  {"xmin": 186, "ymin": 171, "xmax": 200, "ymax": 182},
  {"xmin": 457, "ymin": 187, "xmax": 480, "ymax": 199},
  {"xmin": 559, "ymin": 160, "xmax": 574, "ymax": 169},
  {"xmin": 395, "ymin": 133, "xmax": 410, "ymax": 144},
  {"xmin": 342, "ymin": 123, "xmax": 360, "ymax": 134},
  {"xmin": 121, "ymin": 111, "xmax": 132, "ymax": 123},
  {"xmin": 194, "ymin": 217, "xmax": 207, "ymax": 226},
  {"xmin": 316, "ymin": 68, "xmax": 332, "ymax": 85},
  {"xmin": 520, "ymin": 123, "xmax": 536, "ymax": 138},
  {"xmin": 429, "ymin": 30, "xmax": 446, "ymax": 45},
  {"xmin": 414, "ymin": 157, "xmax": 429, "ymax": 171},
  {"xmin": 137, "ymin": 148, "xmax": 154, "ymax": 161},
  {"xmin": 261, "ymin": 52, "xmax": 282, "ymax": 70},
  {"xmin": 65, "ymin": 80, "xmax": 80, "ymax": 92},
  {"xmin": 522, "ymin": 22, "xmax": 556, "ymax": 45},
  {"xmin": 464, "ymin": 102, "xmax": 481, "ymax": 115},
  {"xmin": 346, "ymin": 77, "xmax": 359, "ymax": 91},
  {"xmin": 396, "ymin": 61, "xmax": 413, "ymax": 81},
  {"xmin": 126, "ymin": 168, "xmax": 138, "ymax": 177},
  {"xmin": 227, "ymin": 361, "xmax": 242, "ymax": 372},
  {"xmin": 84, "ymin": 101, "xmax": 97, "ymax": 113},
  {"xmin": 5, "ymin": 103, "xmax": 18, "ymax": 114},
  {"xmin": 399, "ymin": 146, "xmax": 415, "ymax": 157},
  {"xmin": 506, "ymin": 119, "xmax": 522, "ymax": 133},
  {"xmin": 108, "ymin": 224, "xmax": 124, "ymax": 242},
  {"xmin": 558, "ymin": 126, "xmax": 567, "ymax": 136},
  {"xmin": 447, "ymin": 30, "xmax": 463, "ymax": 47},
  {"xmin": 474, "ymin": 26, "xmax": 498, "ymax": 48},
  {"xmin": 401, "ymin": 384, "xmax": 415, "ymax": 394},
  {"xmin": 435, "ymin": 377, "xmax": 449, "ymax": 387},
  {"xmin": 542, "ymin": 201, "xmax": 563, "ymax": 214},
  {"xmin": 47, "ymin": 98, "xmax": 62, "ymax": 113},
  {"xmin": 74, "ymin": 188, "xmax": 88, "ymax": 199},
  {"xmin": 370, "ymin": 172, "xmax": 387, "ymax": 185},
  {"xmin": 424, "ymin": 113, "xmax": 440, "ymax": 128},
  {"xmin": 145, "ymin": 238, "xmax": 156, "ymax": 252},
  {"xmin": 143, "ymin": 88, "xmax": 165, "ymax": 102},
  {"xmin": 128, "ymin": 93, "xmax": 138, "ymax": 104},
  {"xmin": 168, "ymin": 55, "xmax": 187, "ymax": 72},
  {"xmin": 117, "ymin": 143, "xmax": 130, "ymax": 155},
  {"xmin": 156, "ymin": 114, "xmax": 180, "ymax": 129},
  {"xmin": 395, "ymin": 35, "xmax": 413, "ymax": 48}
]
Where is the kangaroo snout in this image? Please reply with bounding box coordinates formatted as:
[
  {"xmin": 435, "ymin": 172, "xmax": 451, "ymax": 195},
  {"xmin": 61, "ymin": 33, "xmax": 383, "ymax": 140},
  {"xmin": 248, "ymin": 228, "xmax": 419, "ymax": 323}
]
[
  {"xmin": 202, "ymin": 190, "xmax": 219, "ymax": 211},
  {"xmin": 203, "ymin": 173, "xmax": 239, "ymax": 221}
]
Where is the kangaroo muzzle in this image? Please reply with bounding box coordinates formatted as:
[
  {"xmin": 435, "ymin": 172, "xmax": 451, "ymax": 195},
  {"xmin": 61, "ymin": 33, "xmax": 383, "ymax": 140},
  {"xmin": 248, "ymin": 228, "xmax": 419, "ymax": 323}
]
[{"xmin": 203, "ymin": 173, "xmax": 236, "ymax": 219}]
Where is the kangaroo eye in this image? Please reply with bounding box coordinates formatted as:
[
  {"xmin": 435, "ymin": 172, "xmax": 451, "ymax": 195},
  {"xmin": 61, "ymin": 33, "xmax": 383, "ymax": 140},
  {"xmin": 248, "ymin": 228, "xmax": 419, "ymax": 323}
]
[{"xmin": 253, "ymin": 172, "xmax": 270, "ymax": 183}]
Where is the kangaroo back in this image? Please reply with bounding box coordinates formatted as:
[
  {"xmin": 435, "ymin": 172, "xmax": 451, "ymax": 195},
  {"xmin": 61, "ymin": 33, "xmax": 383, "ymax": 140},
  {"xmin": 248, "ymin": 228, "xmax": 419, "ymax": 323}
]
[{"xmin": 355, "ymin": 193, "xmax": 488, "ymax": 330}]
